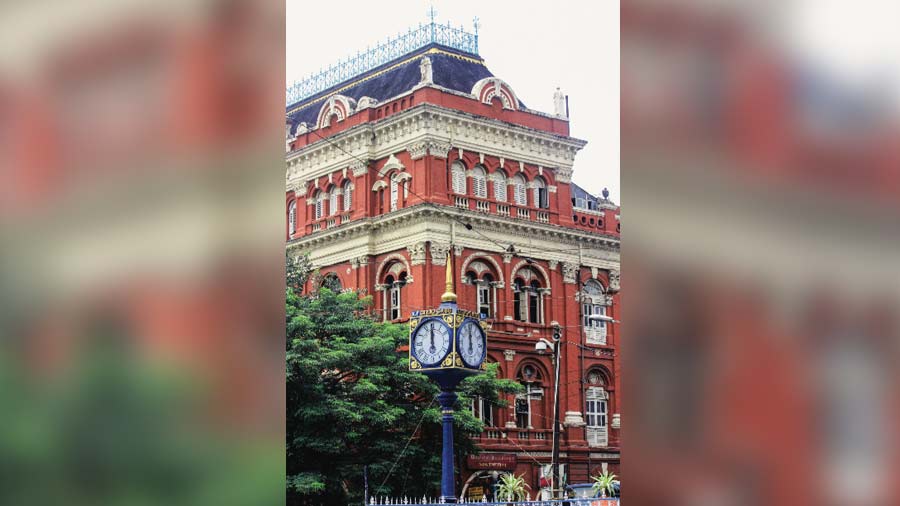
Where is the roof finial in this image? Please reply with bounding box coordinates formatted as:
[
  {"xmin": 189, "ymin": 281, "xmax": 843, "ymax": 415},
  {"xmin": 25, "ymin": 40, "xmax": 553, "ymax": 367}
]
[
  {"xmin": 441, "ymin": 249, "xmax": 457, "ymax": 303},
  {"xmin": 427, "ymin": 3, "xmax": 437, "ymax": 24}
]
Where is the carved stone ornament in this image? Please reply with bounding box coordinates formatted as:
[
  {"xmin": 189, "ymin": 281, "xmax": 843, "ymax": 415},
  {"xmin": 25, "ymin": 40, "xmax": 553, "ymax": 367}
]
[
  {"xmin": 357, "ymin": 96, "xmax": 378, "ymax": 109},
  {"xmin": 502, "ymin": 252, "xmax": 514, "ymax": 264},
  {"xmin": 407, "ymin": 242, "xmax": 427, "ymax": 266},
  {"xmin": 428, "ymin": 140, "xmax": 452, "ymax": 159},
  {"xmin": 350, "ymin": 160, "xmax": 368, "ymax": 177},
  {"xmin": 453, "ymin": 245, "xmax": 464, "ymax": 257},
  {"xmin": 548, "ymin": 260, "xmax": 559, "ymax": 270},
  {"xmin": 556, "ymin": 166, "xmax": 573, "ymax": 183},
  {"xmin": 564, "ymin": 411, "xmax": 586, "ymax": 427},
  {"xmin": 503, "ymin": 349, "xmax": 516, "ymax": 362},
  {"xmin": 407, "ymin": 142, "xmax": 428, "ymax": 160},
  {"xmin": 430, "ymin": 242, "xmax": 450, "ymax": 265},
  {"xmin": 562, "ymin": 262, "xmax": 579, "ymax": 284},
  {"xmin": 419, "ymin": 56, "xmax": 433, "ymax": 84},
  {"xmin": 612, "ymin": 413, "xmax": 621, "ymax": 429},
  {"xmin": 608, "ymin": 269, "xmax": 620, "ymax": 292}
]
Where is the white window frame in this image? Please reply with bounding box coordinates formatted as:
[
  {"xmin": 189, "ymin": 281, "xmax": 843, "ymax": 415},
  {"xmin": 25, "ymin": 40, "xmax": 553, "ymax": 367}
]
[
  {"xmin": 515, "ymin": 384, "xmax": 543, "ymax": 429},
  {"xmin": 582, "ymin": 280, "xmax": 608, "ymax": 345},
  {"xmin": 586, "ymin": 387, "xmax": 609, "ymax": 447},
  {"xmin": 513, "ymin": 176, "xmax": 527, "ymax": 206},
  {"xmin": 343, "ymin": 182, "xmax": 352, "ymax": 211},
  {"xmin": 494, "ymin": 176, "xmax": 507, "ymax": 202},
  {"xmin": 472, "ymin": 167, "xmax": 487, "ymax": 198},
  {"xmin": 315, "ymin": 194, "xmax": 323, "ymax": 220},
  {"xmin": 451, "ymin": 162, "xmax": 466, "ymax": 194},
  {"xmin": 471, "ymin": 396, "xmax": 493, "ymax": 427},
  {"xmin": 390, "ymin": 177, "xmax": 399, "ymax": 211},
  {"xmin": 329, "ymin": 191, "xmax": 338, "ymax": 216},
  {"xmin": 288, "ymin": 201, "xmax": 296, "ymax": 235},
  {"xmin": 533, "ymin": 179, "xmax": 548, "ymax": 209},
  {"xmin": 477, "ymin": 282, "xmax": 492, "ymax": 318},
  {"xmin": 389, "ymin": 283, "xmax": 401, "ymax": 320}
]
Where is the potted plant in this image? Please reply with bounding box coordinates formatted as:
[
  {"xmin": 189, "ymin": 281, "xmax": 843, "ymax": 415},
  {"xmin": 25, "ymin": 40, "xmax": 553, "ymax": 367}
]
[
  {"xmin": 591, "ymin": 471, "xmax": 618, "ymax": 498},
  {"xmin": 496, "ymin": 473, "xmax": 531, "ymax": 503}
]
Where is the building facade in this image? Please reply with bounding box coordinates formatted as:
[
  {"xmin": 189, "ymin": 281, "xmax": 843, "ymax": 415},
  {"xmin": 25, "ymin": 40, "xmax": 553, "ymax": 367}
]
[{"xmin": 286, "ymin": 22, "xmax": 620, "ymax": 499}]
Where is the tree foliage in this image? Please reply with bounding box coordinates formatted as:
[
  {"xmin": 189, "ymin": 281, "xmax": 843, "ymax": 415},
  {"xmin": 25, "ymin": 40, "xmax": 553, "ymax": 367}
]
[{"xmin": 286, "ymin": 284, "xmax": 520, "ymax": 505}]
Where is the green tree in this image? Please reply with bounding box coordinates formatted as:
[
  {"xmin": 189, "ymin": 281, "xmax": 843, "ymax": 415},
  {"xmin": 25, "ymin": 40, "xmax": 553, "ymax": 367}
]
[{"xmin": 286, "ymin": 286, "xmax": 520, "ymax": 505}]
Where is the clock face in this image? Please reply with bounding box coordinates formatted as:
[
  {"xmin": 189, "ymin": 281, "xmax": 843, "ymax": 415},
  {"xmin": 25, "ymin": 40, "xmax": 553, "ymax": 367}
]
[
  {"xmin": 457, "ymin": 319, "xmax": 486, "ymax": 368},
  {"xmin": 412, "ymin": 319, "xmax": 451, "ymax": 367}
]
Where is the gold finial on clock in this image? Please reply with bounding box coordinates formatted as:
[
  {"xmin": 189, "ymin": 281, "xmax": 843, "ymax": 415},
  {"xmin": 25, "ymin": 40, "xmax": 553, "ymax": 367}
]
[{"xmin": 441, "ymin": 249, "xmax": 457, "ymax": 303}]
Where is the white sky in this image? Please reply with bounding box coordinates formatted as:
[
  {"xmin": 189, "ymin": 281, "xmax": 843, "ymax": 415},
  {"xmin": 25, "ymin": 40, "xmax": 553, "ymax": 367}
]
[
  {"xmin": 288, "ymin": 1, "xmax": 900, "ymax": 206},
  {"xmin": 287, "ymin": 0, "xmax": 620, "ymax": 202}
]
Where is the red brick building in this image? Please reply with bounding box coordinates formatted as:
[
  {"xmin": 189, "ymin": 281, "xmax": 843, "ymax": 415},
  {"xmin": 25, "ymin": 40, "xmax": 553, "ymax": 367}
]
[{"xmin": 286, "ymin": 22, "xmax": 620, "ymax": 498}]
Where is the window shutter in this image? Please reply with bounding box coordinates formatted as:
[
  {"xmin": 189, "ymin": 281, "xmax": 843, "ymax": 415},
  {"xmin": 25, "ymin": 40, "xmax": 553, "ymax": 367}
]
[{"xmin": 494, "ymin": 178, "xmax": 507, "ymax": 202}]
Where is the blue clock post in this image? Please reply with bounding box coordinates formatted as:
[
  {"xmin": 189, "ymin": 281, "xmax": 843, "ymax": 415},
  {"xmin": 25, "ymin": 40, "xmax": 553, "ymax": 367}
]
[{"xmin": 408, "ymin": 250, "xmax": 487, "ymax": 503}]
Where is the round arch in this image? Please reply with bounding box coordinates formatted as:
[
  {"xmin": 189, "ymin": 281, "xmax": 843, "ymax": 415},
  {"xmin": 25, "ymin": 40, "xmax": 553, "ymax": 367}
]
[
  {"xmin": 460, "ymin": 252, "xmax": 506, "ymax": 286},
  {"xmin": 374, "ymin": 253, "xmax": 412, "ymax": 284},
  {"xmin": 510, "ymin": 260, "xmax": 550, "ymax": 288}
]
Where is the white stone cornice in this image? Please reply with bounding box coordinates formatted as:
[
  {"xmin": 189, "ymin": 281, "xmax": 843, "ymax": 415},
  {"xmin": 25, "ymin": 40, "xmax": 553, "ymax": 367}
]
[
  {"xmin": 350, "ymin": 160, "xmax": 368, "ymax": 177},
  {"xmin": 286, "ymin": 203, "xmax": 619, "ymax": 272},
  {"xmin": 286, "ymin": 104, "xmax": 587, "ymax": 185}
]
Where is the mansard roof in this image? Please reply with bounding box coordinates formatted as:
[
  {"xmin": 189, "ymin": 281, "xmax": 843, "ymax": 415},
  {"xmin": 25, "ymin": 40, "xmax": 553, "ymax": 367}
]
[
  {"xmin": 286, "ymin": 43, "xmax": 523, "ymax": 131},
  {"xmin": 571, "ymin": 182, "xmax": 616, "ymax": 208}
]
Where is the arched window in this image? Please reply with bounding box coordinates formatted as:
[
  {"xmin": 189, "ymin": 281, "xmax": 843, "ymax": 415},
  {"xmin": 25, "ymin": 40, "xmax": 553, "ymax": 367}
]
[
  {"xmin": 389, "ymin": 175, "xmax": 399, "ymax": 211},
  {"xmin": 493, "ymin": 174, "xmax": 507, "ymax": 202},
  {"xmin": 465, "ymin": 261, "xmax": 497, "ymax": 318},
  {"xmin": 512, "ymin": 174, "xmax": 527, "ymax": 206},
  {"xmin": 321, "ymin": 273, "xmax": 342, "ymax": 292},
  {"xmin": 515, "ymin": 364, "xmax": 545, "ymax": 429},
  {"xmin": 513, "ymin": 267, "xmax": 544, "ymax": 324},
  {"xmin": 585, "ymin": 369, "xmax": 610, "ymax": 447},
  {"xmin": 471, "ymin": 358, "xmax": 497, "ymax": 427},
  {"xmin": 451, "ymin": 161, "xmax": 466, "ymax": 194},
  {"xmin": 582, "ymin": 279, "xmax": 607, "ymax": 345},
  {"xmin": 314, "ymin": 191, "xmax": 324, "ymax": 220},
  {"xmin": 342, "ymin": 181, "xmax": 352, "ymax": 211},
  {"xmin": 381, "ymin": 263, "xmax": 407, "ymax": 321},
  {"xmin": 534, "ymin": 177, "xmax": 548, "ymax": 209},
  {"xmin": 288, "ymin": 200, "xmax": 296, "ymax": 235},
  {"xmin": 472, "ymin": 166, "xmax": 487, "ymax": 198},
  {"xmin": 328, "ymin": 187, "xmax": 338, "ymax": 216}
]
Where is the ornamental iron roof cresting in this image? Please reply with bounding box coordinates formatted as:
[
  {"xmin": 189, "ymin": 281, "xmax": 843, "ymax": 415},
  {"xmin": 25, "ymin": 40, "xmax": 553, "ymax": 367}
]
[{"xmin": 287, "ymin": 19, "xmax": 479, "ymax": 107}]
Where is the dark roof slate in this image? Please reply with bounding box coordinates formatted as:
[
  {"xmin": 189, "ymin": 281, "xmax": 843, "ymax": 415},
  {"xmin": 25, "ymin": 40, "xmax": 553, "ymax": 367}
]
[{"xmin": 287, "ymin": 44, "xmax": 520, "ymax": 131}]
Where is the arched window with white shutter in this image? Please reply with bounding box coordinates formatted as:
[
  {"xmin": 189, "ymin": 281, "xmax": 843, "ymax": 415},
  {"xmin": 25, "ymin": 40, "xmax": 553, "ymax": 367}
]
[
  {"xmin": 389, "ymin": 175, "xmax": 399, "ymax": 211},
  {"xmin": 288, "ymin": 200, "xmax": 296, "ymax": 235},
  {"xmin": 512, "ymin": 174, "xmax": 527, "ymax": 206},
  {"xmin": 314, "ymin": 191, "xmax": 324, "ymax": 220},
  {"xmin": 472, "ymin": 166, "xmax": 487, "ymax": 198},
  {"xmin": 585, "ymin": 369, "xmax": 610, "ymax": 447},
  {"xmin": 342, "ymin": 181, "xmax": 352, "ymax": 211},
  {"xmin": 493, "ymin": 174, "xmax": 507, "ymax": 202},
  {"xmin": 328, "ymin": 186, "xmax": 338, "ymax": 215},
  {"xmin": 451, "ymin": 161, "xmax": 466, "ymax": 194},
  {"xmin": 533, "ymin": 176, "xmax": 548, "ymax": 208}
]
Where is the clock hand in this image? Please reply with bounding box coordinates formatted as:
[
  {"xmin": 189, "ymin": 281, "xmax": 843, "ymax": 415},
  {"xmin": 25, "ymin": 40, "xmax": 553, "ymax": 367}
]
[
  {"xmin": 429, "ymin": 325, "xmax": 436, "ymax": 354},
  {"xmin": 468, "ymin": 330, "xmax": 473, "ymax": 354}
]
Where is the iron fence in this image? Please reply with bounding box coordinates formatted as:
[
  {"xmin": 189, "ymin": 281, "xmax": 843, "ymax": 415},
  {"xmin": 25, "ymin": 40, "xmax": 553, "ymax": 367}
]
[{"xmin": 368, "ymin": 498, "xmax": 618, "ymax": 505}]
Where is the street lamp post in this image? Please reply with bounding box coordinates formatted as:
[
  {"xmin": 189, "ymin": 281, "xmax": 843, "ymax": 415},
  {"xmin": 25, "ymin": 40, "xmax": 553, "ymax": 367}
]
[{"xmin": 536, "ymin": 324, "xmax": 562, "ymax": 499}]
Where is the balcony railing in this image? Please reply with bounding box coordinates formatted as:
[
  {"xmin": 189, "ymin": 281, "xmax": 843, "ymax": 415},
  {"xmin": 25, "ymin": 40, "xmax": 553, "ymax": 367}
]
[
  {"xmin": 455, "ymin": 196, "xmax": 469, "ymax": 209},
  {"xmin": 476, "ymin": 200, "xmax": 490, "ymax": 213},
  {"xmin": 326, "ymin": 218, "xmax": 337, "ymax": 228},
  {"xmin": 536, "ymin": 211, "xmax": 549, "ymax": 223},
  {"xmin": 340, "ymin": 213, "xmax": 351, "ymax": 224},
  {"xmin": 497, "ymin": 204, "xmax": 510, "ymax": 216},
  {"xmin": 517, "ymin": 208, "xmax": 530, "ymax": 219},
  {"xmin": 311, "ymin": 223, "xmax": 321, "ymax": 232}
]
